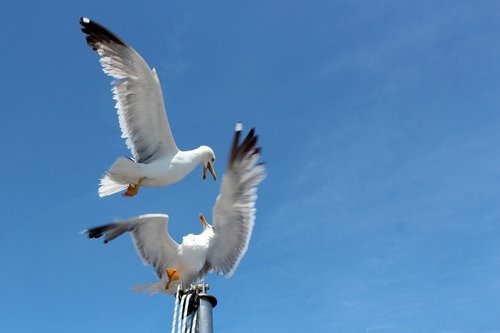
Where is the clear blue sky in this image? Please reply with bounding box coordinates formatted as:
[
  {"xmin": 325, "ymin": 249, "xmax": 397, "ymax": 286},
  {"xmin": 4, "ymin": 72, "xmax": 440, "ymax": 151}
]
[{"xmin": 1, "ymin": 1, "xmax": 500, "ymax": 332}]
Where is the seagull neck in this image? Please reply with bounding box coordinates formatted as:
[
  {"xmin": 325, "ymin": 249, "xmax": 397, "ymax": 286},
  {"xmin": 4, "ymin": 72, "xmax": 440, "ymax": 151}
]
[{"xmin": 182, "ymin": 228, "xmax": 215, "ymax": 247}]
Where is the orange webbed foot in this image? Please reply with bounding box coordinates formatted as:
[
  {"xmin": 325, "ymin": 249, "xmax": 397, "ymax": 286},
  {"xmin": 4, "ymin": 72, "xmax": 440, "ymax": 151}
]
[
  {"xmin": 123, "ymin": 177, "xmax": 145, "ymax": 197},
  {"xmin": 165, "ymin": 268, "xmax": 180, "ymax": 290}
]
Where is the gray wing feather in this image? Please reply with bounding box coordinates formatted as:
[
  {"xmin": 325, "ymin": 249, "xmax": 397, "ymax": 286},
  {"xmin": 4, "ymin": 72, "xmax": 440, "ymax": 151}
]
[
  {"xmin": 85, "ymin": 214, "xmax": 179, "ymax": 279},
  {"xmin": 208, "ymin": 124, "xmax": 266, "ymax": 276},
  {"xmin": 80, "ymin": 17, "xmax": 178, "ymax": 163}
]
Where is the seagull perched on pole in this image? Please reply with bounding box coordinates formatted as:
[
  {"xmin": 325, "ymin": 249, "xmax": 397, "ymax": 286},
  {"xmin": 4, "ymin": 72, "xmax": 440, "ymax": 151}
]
[
  {"xmin": 80, "ymin": 17, "xmax": 217, "ymax": 198},
  {"xmin": 84, "ymin": 123, "xmax": 266, "ymax": 294}
]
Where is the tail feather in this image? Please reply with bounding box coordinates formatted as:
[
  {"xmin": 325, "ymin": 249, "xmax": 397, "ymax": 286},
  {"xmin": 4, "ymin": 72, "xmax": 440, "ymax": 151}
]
[
  {"xmin": 98, "ymin": 175, "xmax": 128, "ymax": 197},
  {"xmin": 98, "ymin": 157, "xmax": 142, "ymax": 197},
  {"xmin": 131, "ymin": 282, "xmax": 174, "ymax": 295}
]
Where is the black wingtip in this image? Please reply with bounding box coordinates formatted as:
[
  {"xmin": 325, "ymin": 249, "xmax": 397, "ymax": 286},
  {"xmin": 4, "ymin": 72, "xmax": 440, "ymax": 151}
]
[
  {"xmin": 85, "ymin": 224, "xmax": 109, "ymax": 239},
  {"xmin": 228, "ymin": 125, "xmax": 264, "ymax": 167},
  {"xmin": 80, "ymin": 16, "xmax": 127, "ymax": 50}
]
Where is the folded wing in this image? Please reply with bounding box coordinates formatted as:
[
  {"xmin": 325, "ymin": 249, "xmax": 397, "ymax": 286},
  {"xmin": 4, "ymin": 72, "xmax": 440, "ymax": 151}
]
[
  {"xmin": 80, "ymin": 17, "xmax": 178, "ymax": 163},
  {"xmin": 207, "ymin": 123, "xmax": 266, "ymax": 276}
]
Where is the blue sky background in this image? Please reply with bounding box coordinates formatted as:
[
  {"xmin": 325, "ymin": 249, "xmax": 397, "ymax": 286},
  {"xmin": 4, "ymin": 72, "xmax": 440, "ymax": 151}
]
[{"xmin": 1, "ymin": 0, "xmax": 500, "ymax": 332}]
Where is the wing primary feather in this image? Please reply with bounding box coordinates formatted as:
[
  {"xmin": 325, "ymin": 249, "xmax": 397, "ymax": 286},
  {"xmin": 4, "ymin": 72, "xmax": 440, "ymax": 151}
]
[
  {"xmin": 80, "ymin": 17, "xmax": 179, "ymax": 162},
  {"xmin": 240, "ymin": 135, "xmax": 257, "ymax": 155},
  {"xmin": 228, "ymin": 126, "xmax": 259, "ymax": 167},
  {"xmin": 235, "ymin": 121, "xmax": 243, "ymax": 131},
  {"xmin": 209, "ymin": 126, "xmax": 266, "ymax": 276},
  {"xmin": 240, "ymin": 128, "xmax": 256, "ymax": 149},
  {"xmin": 85, "ymin": 224, "xmax": 111, "ymax": 239},
  {"xmin": 229, "ymin": 124, "xmax": 242, "ymax": 167},
  {"xmin": 80, "ymin": 17, "xmax": 127, "ymax": 50},
  {"xmin": 84, "ymin": 215, "xmax": 179, "ymax": 280},
  {"xmin": 84, "ymin": 222, "xmax": 133, "ymax": 243},
  {"xmin": 235, "ymin": 136, "xmax": 258, "ymax": 164}
]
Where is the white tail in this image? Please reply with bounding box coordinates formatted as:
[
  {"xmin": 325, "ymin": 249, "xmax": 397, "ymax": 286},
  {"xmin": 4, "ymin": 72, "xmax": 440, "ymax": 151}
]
[
  {"xmin": 98, "ymin": 176, "xmax": 128, "ymax": 197},
  {"xmin": 98, "ymin": 157, "xmax": 142, "ymax": 197},
  {"xmin": 131, "ymin": 282, "xmax": 166, "ymax": 295}
]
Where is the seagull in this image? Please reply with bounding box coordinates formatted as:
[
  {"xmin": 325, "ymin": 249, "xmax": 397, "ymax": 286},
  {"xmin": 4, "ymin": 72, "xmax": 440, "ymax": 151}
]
[
  {"xmin": 80, "ymin": 17, "xmax": 217, "ymax": 197},
  {"xmin": 84, "ymin": 123, "xmax": 266, "ymax": 294}
]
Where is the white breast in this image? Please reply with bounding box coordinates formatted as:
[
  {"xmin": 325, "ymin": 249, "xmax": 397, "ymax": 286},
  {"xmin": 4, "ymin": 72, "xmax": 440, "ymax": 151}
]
[{"xmin": 176, "ymin": 234, "xmax": 211, "ymax": 278}]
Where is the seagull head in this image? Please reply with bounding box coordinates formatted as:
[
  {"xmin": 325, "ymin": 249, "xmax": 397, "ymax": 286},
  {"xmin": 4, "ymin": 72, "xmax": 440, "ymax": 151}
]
[{"xmin": 200, "ymin": 146, "xmax": 217, "ymax": 181}]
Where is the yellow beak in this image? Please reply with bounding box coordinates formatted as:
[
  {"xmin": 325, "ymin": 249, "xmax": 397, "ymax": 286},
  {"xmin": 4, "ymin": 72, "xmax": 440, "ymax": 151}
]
[
  {"xmin": 203, "ymin": 162, "xmax": 217, "ymax": 181},
  {"xmin": 199, "ymin": 213, "xmax": 209, "ymax": 227}
]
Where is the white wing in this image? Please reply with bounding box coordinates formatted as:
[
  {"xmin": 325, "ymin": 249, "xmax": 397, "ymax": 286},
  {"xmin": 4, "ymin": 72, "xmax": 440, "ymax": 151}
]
[
  {"xmin": 207, "ymin": 124, "xmax": 266, "ymax": 276},
  {"xmin": 80, "ymin": 17, "xmax": 178, "ymax": 163},
  {"xmin": 86, "ymin": 214, "xmax": 179, "ymax": 278}
]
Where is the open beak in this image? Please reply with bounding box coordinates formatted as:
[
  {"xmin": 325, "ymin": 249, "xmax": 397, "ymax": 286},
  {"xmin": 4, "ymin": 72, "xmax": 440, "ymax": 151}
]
[
  {"xmin": 199, "ymin": 213, "xmax": 209, "ymax": 228},
  {"xmin": 203, "ymin": 162, "xmax": 217, "ymax": 181}
]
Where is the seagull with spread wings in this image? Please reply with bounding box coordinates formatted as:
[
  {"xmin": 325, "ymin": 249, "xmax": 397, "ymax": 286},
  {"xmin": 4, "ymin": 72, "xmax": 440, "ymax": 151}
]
[
  {"xmin": 80, "ymin": 17, "xmax": 217, "ymax": 197},
  {"xmin": 85, "ymin": 123, "xmax": 265, "ymax": 294}
]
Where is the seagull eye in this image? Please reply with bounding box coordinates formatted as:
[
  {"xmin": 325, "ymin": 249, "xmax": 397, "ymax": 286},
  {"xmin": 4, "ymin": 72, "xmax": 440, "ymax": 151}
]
[{"xmin": 211, "ymin": 158, "xmax": 215, "ymax": 162}]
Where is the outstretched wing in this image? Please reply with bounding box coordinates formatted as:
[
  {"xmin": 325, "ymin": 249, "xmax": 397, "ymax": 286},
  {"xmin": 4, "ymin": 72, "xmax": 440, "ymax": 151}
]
[
  {"xmin": 85, "ymin": 214, "xmax": 179, "ymax": 278},
  {"xmin": 80, "ymin": 17, "xmax": 178, "ymax": 163},
  {"xmin": 207, "ymin": 123, "xmax": 266, "ymax": 276}
]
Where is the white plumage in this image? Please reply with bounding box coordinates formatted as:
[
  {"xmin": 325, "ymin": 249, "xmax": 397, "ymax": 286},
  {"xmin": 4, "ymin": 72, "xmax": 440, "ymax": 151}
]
[
  {"xmin": 85, "ymin": 123, "xmax": 266, "ymax": 294},
  {"xmin": 80, "ymin": 17, "xmax": 217, "ymax": 197}
]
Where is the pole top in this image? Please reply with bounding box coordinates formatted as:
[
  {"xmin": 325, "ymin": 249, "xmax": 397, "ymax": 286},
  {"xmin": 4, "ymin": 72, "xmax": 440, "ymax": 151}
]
[
  {"xmin": 177, "ymin": 283, "xmax": 218, "ymax": 308},
  {"xmin": 199, "ymin": 294, "xmax": 217, "ymax": 308}
]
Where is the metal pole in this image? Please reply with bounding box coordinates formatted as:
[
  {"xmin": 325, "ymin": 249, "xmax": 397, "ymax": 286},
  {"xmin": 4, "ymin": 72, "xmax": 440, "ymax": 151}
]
[{"xmin": 196, "ymin": 285, "xmax": 217, "ymax": 333}]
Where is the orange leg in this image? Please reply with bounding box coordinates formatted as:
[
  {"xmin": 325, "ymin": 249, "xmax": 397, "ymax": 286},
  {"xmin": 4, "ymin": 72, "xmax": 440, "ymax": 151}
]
[{"xmin": 124, "ymin": 177, "xmax": 145, "ymax": 197}]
